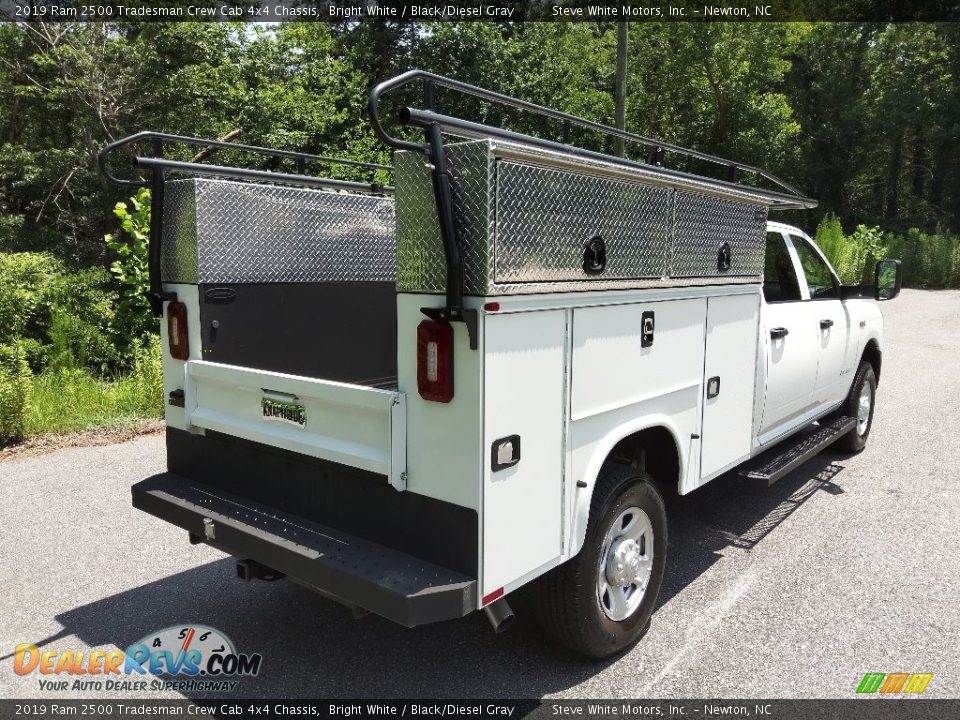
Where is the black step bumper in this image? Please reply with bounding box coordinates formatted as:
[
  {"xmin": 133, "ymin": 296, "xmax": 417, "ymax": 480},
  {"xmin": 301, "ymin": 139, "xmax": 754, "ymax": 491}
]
[{"xmin": 132, "ymin": 473, "xmax": 478, "ymax": 627}]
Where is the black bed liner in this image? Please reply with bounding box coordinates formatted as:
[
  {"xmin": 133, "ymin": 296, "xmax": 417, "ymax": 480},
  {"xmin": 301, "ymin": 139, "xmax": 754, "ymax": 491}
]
[{"xmin": 197, "ymin": 281, "xmax": 397, "ymax": 385}]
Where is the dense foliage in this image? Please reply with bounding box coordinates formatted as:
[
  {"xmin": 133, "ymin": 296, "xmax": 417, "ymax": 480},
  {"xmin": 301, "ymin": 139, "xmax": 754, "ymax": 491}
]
[
  {"xmin": 0, "ymin": 21, "xmax": 958, "ymax": 443},
  {"xmin": 1, "ymin": 22, "xmax": 957, "ymax": 264}
]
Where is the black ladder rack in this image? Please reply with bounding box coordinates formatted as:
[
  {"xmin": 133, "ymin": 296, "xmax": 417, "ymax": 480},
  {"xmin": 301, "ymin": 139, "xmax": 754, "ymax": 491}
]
[
  {"xmin": 368, "ymin": 69, "xmax": 817, "ymax": 350},
  {"xmin": 368, "ymin": 69, "xmax": 816, "ymax": 211}
]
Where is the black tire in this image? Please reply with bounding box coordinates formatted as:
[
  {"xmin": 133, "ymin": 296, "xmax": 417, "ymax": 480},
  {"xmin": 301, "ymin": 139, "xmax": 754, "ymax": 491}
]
[
  {"xmin": 532, "ymin": 464, "xmax": 667, "ymax": 659},
  {"xmin": 833, "ymin": 360, "xmax": 877, "ymax": 453}
]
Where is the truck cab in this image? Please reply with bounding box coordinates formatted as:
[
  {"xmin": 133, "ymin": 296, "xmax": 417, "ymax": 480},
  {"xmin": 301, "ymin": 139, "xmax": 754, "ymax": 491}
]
[
  {"xmin": 760, "ymin": 222, "xmax": 884, "ymax": 449},
  {"xmin": 99, "ymin": 71, "xmax": 901, "ymax": 660}
]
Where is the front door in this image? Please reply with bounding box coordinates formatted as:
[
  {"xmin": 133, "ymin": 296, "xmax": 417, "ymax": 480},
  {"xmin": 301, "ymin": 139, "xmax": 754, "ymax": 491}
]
[
  {"xmin": 788, "ymin": 234, "xmax": 850, "ymax": 407},
  {"xmin": 759, "ymin": 231, "xmax": 819, "ymax": 436}
]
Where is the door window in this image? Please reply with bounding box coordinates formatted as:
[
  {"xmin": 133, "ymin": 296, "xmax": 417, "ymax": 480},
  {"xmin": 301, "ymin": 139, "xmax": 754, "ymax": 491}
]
[
  {"xmin": 791, "ymin": 237, "xmax": 838, "ymax": 300},
  {"xmin": 763, "ymin": 232, "xmax": 802, "ymax": 303}
]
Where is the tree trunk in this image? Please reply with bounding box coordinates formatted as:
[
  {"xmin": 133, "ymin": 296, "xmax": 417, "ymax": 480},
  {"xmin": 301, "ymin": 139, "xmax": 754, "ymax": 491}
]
[
  {"xmin": 928, "ymin": 135, "xmax": 949, "ymax": 210},
  {"xmin": 884, "ymin": 128, "xmax": 904, "ymax": 219},
  {"xmin": 190, "ymin": 129, "xmax": 243, "ymax": 163},
  {"xmin": 613, "ymin": 22, "xmax": 628, "ymax": 157},
  {"xmin": 909, "ymin": 127, "xmax": 926, "ymax": 215},
  {"xmin": 4, "ymin": 97, "xmax": 21, "ymax": 144}
]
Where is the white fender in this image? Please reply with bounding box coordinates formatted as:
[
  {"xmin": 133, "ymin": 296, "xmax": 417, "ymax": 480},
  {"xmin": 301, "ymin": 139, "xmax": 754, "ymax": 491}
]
[{"xmin": 570, "ymin": 414, "xmax": 685, "ymax": 558}]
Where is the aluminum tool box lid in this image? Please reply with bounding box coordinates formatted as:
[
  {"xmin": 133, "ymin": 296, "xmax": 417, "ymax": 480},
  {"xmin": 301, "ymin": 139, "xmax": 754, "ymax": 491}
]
[
  {"xmin": 395, "ymin": 139, "xmax": 770, "ymax": 297},
  {"xmin": 160, "ymin": 177, "xmax": 396, "ymax": 285}
]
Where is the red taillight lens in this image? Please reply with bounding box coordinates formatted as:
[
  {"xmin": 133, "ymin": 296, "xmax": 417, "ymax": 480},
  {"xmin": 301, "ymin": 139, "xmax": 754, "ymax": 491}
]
[
  {"xmin": 167, "ymin": 301, "xmax": 189, "ymax": 361},
  {"xmin": 417, "ymin": 320, "xmax": 454, "ymax": 402}
]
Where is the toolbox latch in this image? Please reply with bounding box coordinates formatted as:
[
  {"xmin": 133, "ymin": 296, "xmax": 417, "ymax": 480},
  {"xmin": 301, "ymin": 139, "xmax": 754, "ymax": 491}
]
[{"xmin": 641, "ymin": 311, "xmax": 655, "ymax": 348}]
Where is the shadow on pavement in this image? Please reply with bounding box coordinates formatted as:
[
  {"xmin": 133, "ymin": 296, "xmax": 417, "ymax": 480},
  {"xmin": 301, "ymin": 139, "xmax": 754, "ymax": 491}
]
[
  {"xmin": 658, "ymin": 451, "xmax": 846, "ymax": 609},
  {"xmin": 19, "ymin": 453, "xmax": 847, "ymax": 699}
]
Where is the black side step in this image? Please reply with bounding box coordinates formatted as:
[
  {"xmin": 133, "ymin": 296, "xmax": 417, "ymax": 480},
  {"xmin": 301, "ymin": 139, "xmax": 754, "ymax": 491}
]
[{"xmin": 740, "ymin": 416, "xmax": 856, "ymax": 489}]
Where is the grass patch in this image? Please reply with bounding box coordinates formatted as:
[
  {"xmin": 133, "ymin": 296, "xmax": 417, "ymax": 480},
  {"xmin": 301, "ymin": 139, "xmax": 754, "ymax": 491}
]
[
  {"xmin": 24, "ymin": 369, "xmax": 162, "ymax": 436},
  {"xmin": 1, "ymin": 336, "xmax": 163, "ymax": 443}
]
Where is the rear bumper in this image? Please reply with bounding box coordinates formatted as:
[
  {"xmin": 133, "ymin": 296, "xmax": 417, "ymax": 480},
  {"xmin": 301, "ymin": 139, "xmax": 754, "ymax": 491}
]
[{"xmin": 132, "ymin": 473, "xmax": 477, "ymax": 627}]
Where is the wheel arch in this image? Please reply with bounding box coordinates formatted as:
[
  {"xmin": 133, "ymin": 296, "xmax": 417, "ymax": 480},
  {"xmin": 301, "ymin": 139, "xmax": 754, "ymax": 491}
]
[
  {"xmin": 861, "ymin": 338, "xmax": 882, "ymax": 385},
  {"xmin": 571, "ymin": 418, "xmax": 684, "ymax": 558}
]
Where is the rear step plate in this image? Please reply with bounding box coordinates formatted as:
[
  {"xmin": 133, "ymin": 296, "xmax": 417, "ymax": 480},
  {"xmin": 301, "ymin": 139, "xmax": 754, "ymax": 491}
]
[
  {"xmin": 133, "ymin": 473, "xmax": 476, "ymax": 627},
  {"xmin": 740, "ymin": 416, "xmax": 856, "ymax": 488}
]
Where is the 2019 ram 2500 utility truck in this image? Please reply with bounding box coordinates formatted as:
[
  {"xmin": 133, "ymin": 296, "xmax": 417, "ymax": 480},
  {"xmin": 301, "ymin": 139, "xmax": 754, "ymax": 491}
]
[{"xmin": 99, "ymin": 71, "xmax": 902, "ymax": 658}]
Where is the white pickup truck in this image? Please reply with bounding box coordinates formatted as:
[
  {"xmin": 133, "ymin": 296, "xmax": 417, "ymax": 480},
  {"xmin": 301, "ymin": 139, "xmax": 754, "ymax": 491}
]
[{"xmin": 99, "ymin": 71, "xmax": 901, "ymax": 659}]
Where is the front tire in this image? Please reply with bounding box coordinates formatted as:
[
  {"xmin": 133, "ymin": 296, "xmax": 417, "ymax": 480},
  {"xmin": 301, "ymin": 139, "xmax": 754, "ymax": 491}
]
[
  {"xmin": 533, "ymin": 465, "xmax": 667, "ymax": 659},
  {"xmin": 833, "ymin": 360, "xmax": 877, "ymax": 453}
]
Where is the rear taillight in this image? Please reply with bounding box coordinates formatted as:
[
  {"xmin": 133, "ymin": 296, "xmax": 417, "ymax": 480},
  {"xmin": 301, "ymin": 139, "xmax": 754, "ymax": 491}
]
[
  {"xmin": 167, "ymin": 301, "xmax": 189, "ymax": 361},
  {"xmin": 417, "ymin": 320, "xmax": 454, "ymax": 402}
]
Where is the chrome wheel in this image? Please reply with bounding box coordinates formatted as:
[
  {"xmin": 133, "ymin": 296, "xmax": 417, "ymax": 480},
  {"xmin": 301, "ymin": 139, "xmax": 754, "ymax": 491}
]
[
  {"xmin": 597, "ymin": 506, "xmax": 654, "ymax": 621},
  {"xmin": 856, "ymin": 381, "xmax": 872, "ymax": 436}
]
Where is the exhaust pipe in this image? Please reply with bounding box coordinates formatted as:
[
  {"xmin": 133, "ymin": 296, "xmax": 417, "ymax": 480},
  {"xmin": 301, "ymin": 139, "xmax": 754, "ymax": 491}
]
[{"xmin": 483, "ymin": 598, "xmax": 515, "ymax": 634}]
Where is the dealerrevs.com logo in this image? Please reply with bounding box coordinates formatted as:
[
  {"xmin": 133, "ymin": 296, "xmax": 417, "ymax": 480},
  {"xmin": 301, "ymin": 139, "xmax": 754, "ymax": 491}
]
[{"xmin": 13, "ymin": 624, "xmax": 262, "ymax": 693}]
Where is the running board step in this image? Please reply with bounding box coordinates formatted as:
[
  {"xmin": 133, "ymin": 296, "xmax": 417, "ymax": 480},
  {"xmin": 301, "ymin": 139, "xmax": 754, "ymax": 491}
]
[{"xmin": 740, "ymin": 416, "xmax": 856, "ymax": 488}]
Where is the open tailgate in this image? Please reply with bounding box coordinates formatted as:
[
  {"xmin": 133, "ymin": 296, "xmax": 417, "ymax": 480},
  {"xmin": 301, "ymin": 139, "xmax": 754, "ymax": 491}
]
[{"xmin": 181, "ymin": 360, "xmax": 407, "ymax": 491}]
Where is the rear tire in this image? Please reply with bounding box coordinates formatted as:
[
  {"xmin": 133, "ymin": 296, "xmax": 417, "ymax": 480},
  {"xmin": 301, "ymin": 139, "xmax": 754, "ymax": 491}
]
[
  {"xmin": 533, "ymin": 465, "xmax": 667, "ymax": 659},
  {"xmin": 833, "ymin": 360, "xmax": 877, "ymax": 453}
]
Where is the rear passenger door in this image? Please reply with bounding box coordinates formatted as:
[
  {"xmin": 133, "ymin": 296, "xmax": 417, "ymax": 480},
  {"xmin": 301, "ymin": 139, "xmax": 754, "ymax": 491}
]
[{"xmin": 759, "ymin": 231, "xmax": 819, "ymax": 437}]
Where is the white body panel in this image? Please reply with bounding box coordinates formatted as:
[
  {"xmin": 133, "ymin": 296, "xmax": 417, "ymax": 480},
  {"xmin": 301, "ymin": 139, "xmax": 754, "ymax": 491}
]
[
  {"xmin": 699, "ymin": 292, "xmax": 761, "ymax": 482},
  {"xmin": 481, "ymin": 310, "xmax": 566, "ymax": 597},
  {"xmin": 811, "ymin": 298, "xmax": 851, "ymax": 405},
  {"xmin": 568, "ymin": 297, "xmax": 707, "ymax": 544},
  {"xmin": 569, "ymin": 387, "xmax": 699, "ymax": 556},
  {"xmin": 160, "ymin": 283, "xmax": 202, "ymax": 433},
  {"xmin": 397, "ymin": 293, "xmax": 484, "ymax": 511},
  {"xmin": 759, "ymin": 223, "xmax": 885, "ymax": 445},
  {"xmin": 759, "ymin": 299, "xmax": 819, "ymax": 433},
  {"xmin": 570, "ymin": 299, "xmax": 706, "ymax": 422}
]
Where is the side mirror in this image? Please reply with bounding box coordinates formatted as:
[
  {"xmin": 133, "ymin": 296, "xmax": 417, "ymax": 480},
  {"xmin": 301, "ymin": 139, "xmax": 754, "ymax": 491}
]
[{"xmin": 875, "ymin": 259, "xmax": 902, "ymax": 301}]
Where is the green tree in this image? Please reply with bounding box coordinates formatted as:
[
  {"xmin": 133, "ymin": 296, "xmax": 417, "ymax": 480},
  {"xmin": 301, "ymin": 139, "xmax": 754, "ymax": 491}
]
[{"xmin": 625, "ymin": 23, "xmax": 802, "ymax": 179}]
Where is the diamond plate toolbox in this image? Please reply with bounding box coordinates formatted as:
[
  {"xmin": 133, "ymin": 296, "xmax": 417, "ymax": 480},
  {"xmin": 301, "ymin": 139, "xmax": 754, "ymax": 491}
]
[
  {"xmin": 395, "ymin": 139, "xmax": 768, "ymax": 295},
  {"xmin": 672, "ymin": 191, "xmax": 767, "ymax": 278},
  {"xmin": 161, "ymin": 178, "xmax": 396, "ymax": 284}
]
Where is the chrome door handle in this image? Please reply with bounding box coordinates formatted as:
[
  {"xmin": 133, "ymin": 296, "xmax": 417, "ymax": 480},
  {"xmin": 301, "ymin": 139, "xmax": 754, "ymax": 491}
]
[
  {"xmin": 820, "ymin": 319, "xmax": 834, "ymax": 329},
  {"xmin": 770, "ymin": 327, "xmax": 789, "ymax": 339}
]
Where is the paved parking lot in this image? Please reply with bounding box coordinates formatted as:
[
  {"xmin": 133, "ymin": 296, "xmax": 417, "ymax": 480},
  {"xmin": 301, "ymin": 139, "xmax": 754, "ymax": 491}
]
[{"xmin": 1, "ymin": 289, "xmax": 958, "ymax": 700}]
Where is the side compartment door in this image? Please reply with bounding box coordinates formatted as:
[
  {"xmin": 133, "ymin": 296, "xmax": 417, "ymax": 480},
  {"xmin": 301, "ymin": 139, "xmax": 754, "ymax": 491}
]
[
  {"xmin": 759, "ymin": 231, "xmax": 819, "ymax": 436},
  {"xmin": 482, "ymin": 310, "xmax": 566, "ymax": 599},
  {"xmin": 699, "ymin": 292, "xmax": 760, "ymax": 482}
]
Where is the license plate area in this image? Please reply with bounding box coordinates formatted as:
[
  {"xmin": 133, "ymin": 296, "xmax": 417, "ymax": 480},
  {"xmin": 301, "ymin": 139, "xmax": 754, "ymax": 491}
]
[{"xmin": 261, "ymin": 396, "xmax": 306, "ymax": 427}]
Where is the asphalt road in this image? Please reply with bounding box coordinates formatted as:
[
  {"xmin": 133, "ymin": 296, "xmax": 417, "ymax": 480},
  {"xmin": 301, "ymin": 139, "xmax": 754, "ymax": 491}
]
[{"xmin": 1, "ymin": 289, "xmax": 958, "ymax": 700}]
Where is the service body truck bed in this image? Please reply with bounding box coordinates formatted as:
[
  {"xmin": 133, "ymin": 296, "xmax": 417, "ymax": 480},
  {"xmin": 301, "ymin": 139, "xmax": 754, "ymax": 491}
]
[{"xmin": 100, "ymin": 71, "xmax": 901, "ymax": 658}]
